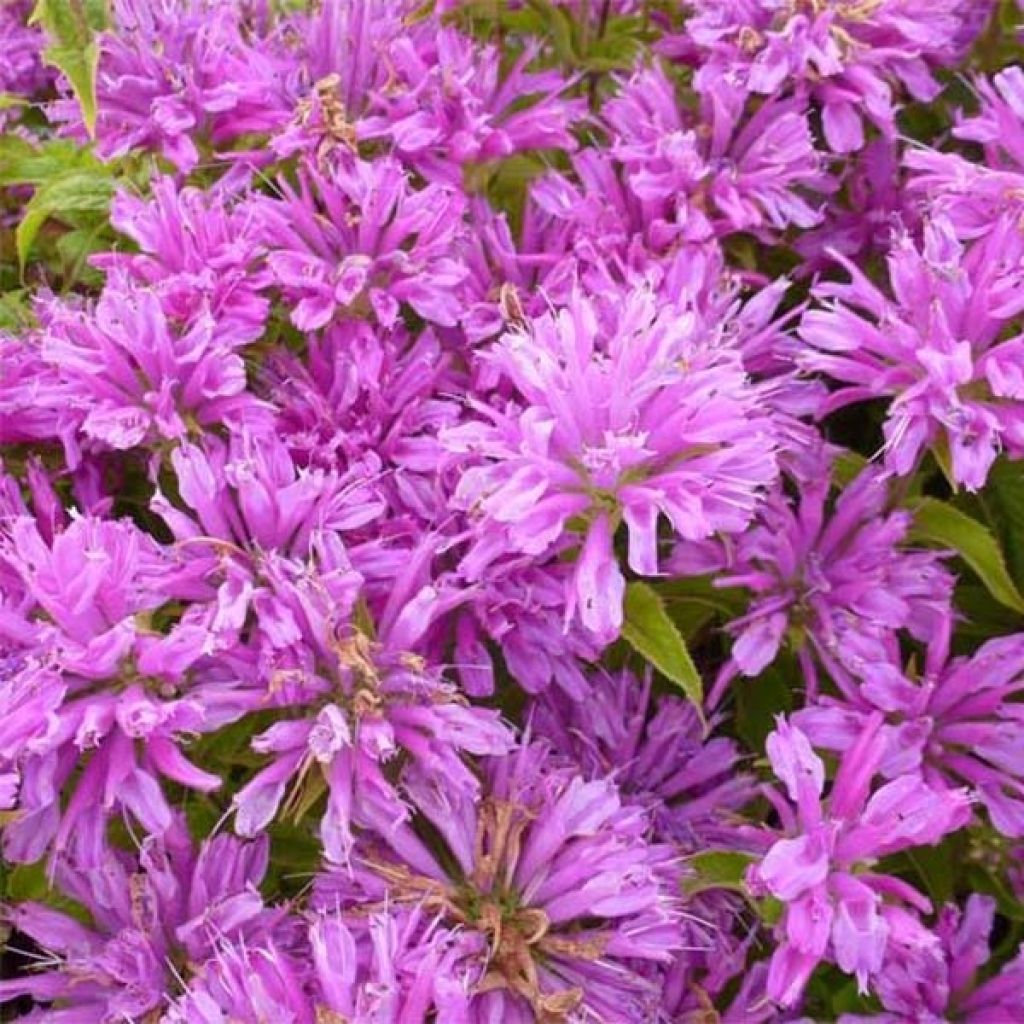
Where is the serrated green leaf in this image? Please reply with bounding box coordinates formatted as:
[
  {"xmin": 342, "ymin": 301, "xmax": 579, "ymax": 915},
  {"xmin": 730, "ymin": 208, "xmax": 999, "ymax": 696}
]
[
  {"xmin": 0, "ymin": 137, "xmax": 99, "ymax": 186},
  {"xmin": 909, "ymin": 497, "xmax": 1024, "ymax": 614},
  {"xmin": 31, "ymin": 0, "xmax": 110, "ymax": 136},
  {"xmin": 16, "ymin": 169, "xmax": 114, "ymax": 270},
  {"xmin": 622, "ymin": 581, "xmax": 704, "ymax": 718}
]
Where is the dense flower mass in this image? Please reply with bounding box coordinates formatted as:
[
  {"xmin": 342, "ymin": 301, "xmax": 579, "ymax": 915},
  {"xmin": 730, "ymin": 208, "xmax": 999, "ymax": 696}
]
[{"xmin": 3, "ymin": 0, "xmax": 1024, "ymax": 1020}]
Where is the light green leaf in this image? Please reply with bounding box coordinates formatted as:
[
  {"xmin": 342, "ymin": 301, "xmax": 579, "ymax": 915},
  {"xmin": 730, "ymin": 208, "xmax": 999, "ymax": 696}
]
[
  {"xmin": 31, "ymin": 0, "xmax": 110, "ymax": 136},
  {"xmin": 683, "ymin": 850, "xmax": 755, "ymax": 896},
  {"xmin": 909, "ymin": 497, "xmax": 1024, "ymax": 614},
  {"xmin": 16, "ymin": 169, "xmax": 114, "ymax": 270},
  {"xmin": 622, "ymin": 581, "xmax": 704, "ymax": 717}
]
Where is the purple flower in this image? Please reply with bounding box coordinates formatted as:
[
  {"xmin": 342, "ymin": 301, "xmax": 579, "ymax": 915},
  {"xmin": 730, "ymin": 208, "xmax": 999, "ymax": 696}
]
[
  {"xmin": 673, "ymin": 454, "xmax": 951, "ymax": 700},
  {"xmin": 907, "ymin": 67, "xmax": 1024, "ymax": 239},
  {"xmin": 36, "ymin": 282, "xmax": 267, "ymax": 455},
  {"xmin": 747, "ymin": 715, "xmax": 970, "ymax": 1007},
  {"xmin": 316, "ymin": 742, "xmax": 685, "ymax": 1022},
  {"xmin": 231, "ymin": 564, "xmax": 512, "ymax": 865},
  {"xmin": 359, "ymin": 28, "xmax": 585, "ymax": 185},
  {"xmin": 682, "ymin": 0, "xmax": 984, "ymax": 151},
  {"xmin": 93, "ymin": 176, "xmax": 272, "ymax": 348},
  {"xmin": 0, "ymin": 515, "xmax": 251, "ymax": 862},
  {"xmin": 605, "ymin": 64, "xmax": 831, "ymax": 238},
  {"xmin": 256, "ymin": 155, "xmax": 468, "ymax": 331},
  {"xmin": 796, "ymin": 618, "xmax": 1024, "ymax": 837},
  {"xmin": 51, "ymin": 0, "xmax": 294, "ymax": 170},
  {"xmin": 0, "ymin": 0, "xmax": 52, "ymax": 128},
  {"xmin": 841, "ymin": 895, "xmax": 1024, "ymax": 1024},
  {"xmin": 445, "ymin": 286, "xmax": 777, "ymax": 642},
  {"xmin": 261, "ymin": 319, "xmax": 462, "ymax": 525},
  {"xmin": 533, "ymin": 668, "xmax": 754, "ymax": 848},
  {"xmin": 799, "ymin": 216, "xmax": 1024, "ymax": 490},
  {"xmin": 0, "ymin": 825, "xmax": 282, "ymax": 1020}
]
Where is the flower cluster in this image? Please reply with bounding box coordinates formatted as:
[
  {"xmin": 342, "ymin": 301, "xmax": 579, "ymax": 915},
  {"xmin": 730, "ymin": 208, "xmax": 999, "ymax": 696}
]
[{"xmin": 3, "ymin": 0, "xmax": 1024, "ymax": 1020}]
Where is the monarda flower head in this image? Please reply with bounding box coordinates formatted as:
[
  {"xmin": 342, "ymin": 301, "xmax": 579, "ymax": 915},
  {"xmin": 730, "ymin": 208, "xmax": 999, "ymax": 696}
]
[
  {"xmin": 359, "ymin": 27, "xmax": 585, "ymax": 186},
  {"xmin": 231, "ymin": 551, "xmax": 512, "ymax": 866},
  {"xmin": 93, "ymin": 176, "xmax": 271, "ymax": 348},
  {"xmin": 672, "ymin": 453, "xmax": 952, "ymax": 702},
  {"xmin": 747, "ymin": 715, "xmax": 970, "ymax": 1008},
  {"xmin": 444, "ymin": 286, "xmax": 777, "ymax": 643},
  {"xmin": 0, "ymin": 0, "xmax": 52, "ymax": 128},
  {"xmin": 51, "ymin": 0, "xmax": 294, "ymax": 171},
  {"xmin": 256, "ymin": 154, "xmax": 468, "ymax": 331},
  {"xmin": 0, "ymin": 514, "xmax": 253, "ymax": 862},
  {"xmin": 838, "ymin": 893, "xmax": 1024, "ymax": 1024},
  {"xmin": 906, "ymin": 66, "xmax": 1024, "ymax": 240},
  {"xmin": 533, "ymin": 668, "xmax": 754, "ymax": 849},
  {"xmin": 0, "ymin": 826, "xmax": 283, "ymax": 1021},
  {"xmin": 315, "ymin": 741, "xmax": 685, "ymax": 1023},
  {"xmin": 799, "ymin": 215, "xmax": 1024, "ymax": 490},
  {"xmin": 795, "ymin": 615, "xmax": 1024, "ymax": 837},
  {"xmin": 36, "ymin": 281, "xmax": 267, "ymax": 456},
  {"xmin": 682, "ymin": 0, "xmax": 985, "ymax": 152},
  {"xmin": 604, "ymin": 64, "xmax": 830, "ymax": 239}
]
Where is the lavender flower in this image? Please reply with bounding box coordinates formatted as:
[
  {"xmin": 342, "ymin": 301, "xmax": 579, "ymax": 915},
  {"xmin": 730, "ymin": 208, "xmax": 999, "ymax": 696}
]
[
  {"xmin": 317, "ymin": 742, "xmax": 685, "ymax": 1022},
  {"xmin": 683, "ymin": 0, "xmax": 984, "ymax": 151},
  {"xmin": 256, "ymin": 155, "xmax": 468, "ymax": 331},
  {"xmin": 672, "ymin": 454, "xmax": 951, "ymax": 701},
  {"xmin": 359, "ymin": 28, "xmax": 585, "ymax": 185},
  {"xmin": 796, "ymin": 617, "xmax": 1024, "ymax": 837},
  {"xmin": 445, "ymin": 286, "xmax": 777, "ymax": 642},
  {"xmin": 37, "ymin": 282, "xmax": 266, "ymax": 454},
  {"xmin": 0, "ymin": 827, "xmax": 281, "ymax": 1020},
  {"xmin": 533, "ymin": 668, "xmax": 754, "ymax": 848},
  {"xmin": 841, "ymin": 895, "xmax": 1024, "ymax": 1024},
  {"xmin": 51, "ymin": 0, "xmax": 293, "ymax": 170},
  {"xmin": 799, "ymin": 216, "xmax": 1024, "ymax": 489},
  {"xmin": 747, "ymin": 715, "xmax": 970, "ymax": 1007},
  {"xmin": 232, "ymin": 561, "xmax": 512, "ymax": 865}
]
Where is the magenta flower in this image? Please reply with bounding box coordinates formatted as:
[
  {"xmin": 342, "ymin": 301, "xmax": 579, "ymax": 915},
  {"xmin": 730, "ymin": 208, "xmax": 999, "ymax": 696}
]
[
  {"xmin": 0, "ymin": 0, "xmax": 52, "ymax": 128},
  {"xmin": 37, "ymin": 282, "xmax": 266, "ymax": 455},
  {"xmin": 316, "ymin": 742, "xmax": 685, "ymax": 1022},
  {"xmin": 534, "ymin": 668, "xmax": 754, "ymax": 848},
  {"xmin": 0, "ymin": 515, "xmax": 252, "ymax": 862},
  {"xmin": 673, "ymin": 454, "xmax": 951, "ymax": 701},
  {"xmin": 841, "ymin": 893, "xmax": 1024, "ymax": 1024},
  {"xmin": 0, "ymin": 826, "xmax": 281, "ymax": 1020},
  {"xmin": 683, "ymin": 0, "xmax": 983, "ymax": 151},
  {"xmin": 51, "ymin": 0, "xmax": 293, "ymax": 170},
  {"xmin": 605, "ymin": 64, "xmax": 831, "ymax": 238},
  {"xmin": 94, "ymin": 176, "xmax": 271, "ymax": 348},
  {"xmin": 232, "ymin": 563, "xmax": 512, "ymax": 865},
  {"xmin": 359, "ymin": 28, "xmax": 585, "ymax": 185},
  {"xmin": 748, "ymin": 715, "xmax": 970, "ymax": 1007},
  {"xmin": 261, "ymin": 319, "xmax": 462, "ymax": 525},
  {"xmin": 799, "ymin": 216, "xmax": 1024, "ymax": 489},
  {"xmin": 445, "ymin": 286, "xmax": 777, "ymax": 642},
  {"xmin": 796, "ymin": 617, "xmax": 1024, "ymax": 838},
  {"xmin": 256, "ymin": 155, "xmax": 468, "ymax": 331},
  {"xmin": 907, "ymin": 67, "xmax": 1024, "ymax": 239}
]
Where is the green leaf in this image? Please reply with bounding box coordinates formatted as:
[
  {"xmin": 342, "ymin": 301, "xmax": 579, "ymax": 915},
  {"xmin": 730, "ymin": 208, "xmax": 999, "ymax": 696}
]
[
  {"xmin": 16, "ymin": 169, "xmax": 115, "ymax": 270},
  {"xmin": 621, "ymin": 581, "xmax": 704, "ymax": 717},
  {"xmin": 683, "ymin": 850, "xmax": 755, "ymax": 895},
  {"xmin": 31, "ymin": 0, "xmax": 110, "ymax": 136},
  {"xmin": 985, "ymin": 460, "xmax": 1024, "ymax": 588},
  {"xmin": 908, "ymin": 497, "xmax": 1024, "ymax": 614},
  {"xmin": 0, "ymin": 137, "xmax": 100, "ymax": 186}
]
